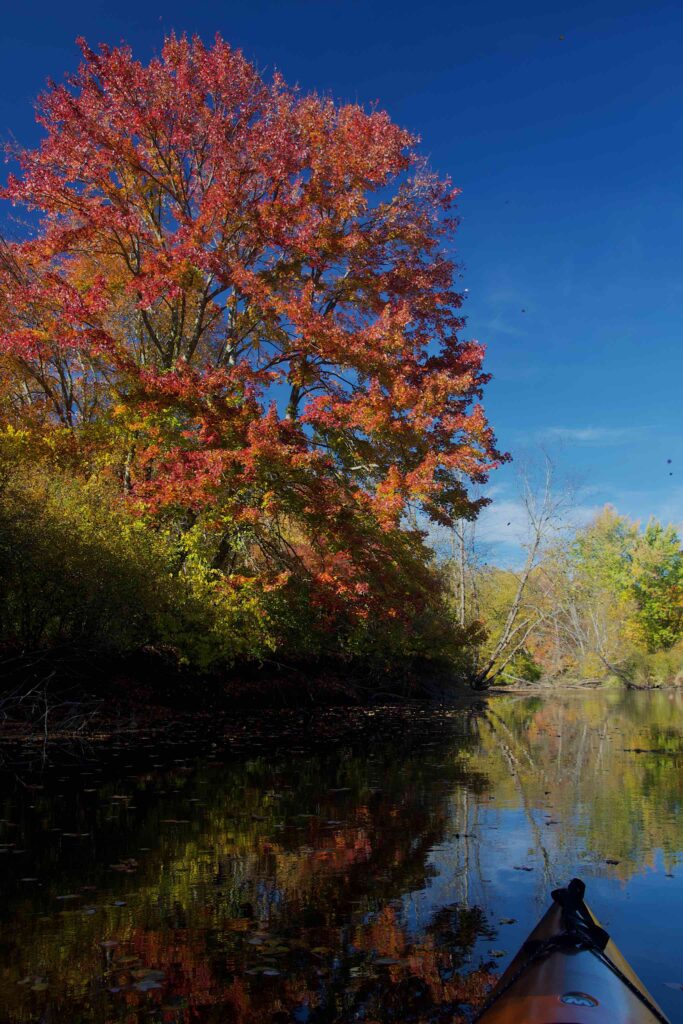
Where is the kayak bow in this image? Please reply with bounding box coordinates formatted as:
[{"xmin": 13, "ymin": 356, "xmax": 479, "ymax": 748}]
[{"xmin": 474, "ymin": 878, "xmax": 670, "ymax": 1023}]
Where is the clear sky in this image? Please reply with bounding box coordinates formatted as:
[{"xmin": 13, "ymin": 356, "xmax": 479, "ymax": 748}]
[{"xmin": 1, "ymin": 0, "xmax": 681, "ymax": 552}]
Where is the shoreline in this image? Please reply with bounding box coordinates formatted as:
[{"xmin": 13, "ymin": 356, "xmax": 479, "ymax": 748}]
[{"xmin": 2, "ymin": 668, "xmax": 679, "ymax": 755}]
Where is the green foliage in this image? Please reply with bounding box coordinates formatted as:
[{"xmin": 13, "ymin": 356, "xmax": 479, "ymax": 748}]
[
  {"xmin": 499, "ymin": 648, "xmax": 543, "ymax": 684},
  {"xmin": 572, "ymin": 507, "xmax": 683, "ymax": 654},
  {"xmin": 624, "ymin": 643, "xmax": 683, "ymax": 688},
  {"xmin": 572, "ymin": 506, "xmax": 635, "ymax": 595},
  {"xmin": 0, "ymin": 434, "xmax": 279, "ymax": 665},
  {"xmin": 526, "ymin": 506, "xmax": 683, "ymax": 685},
  {"xmin": 0, "ymin": 435, "xmax": 467, "ymax": 680},
  {"xmin": 0, "ymin": 464, "xmax": 170, "ymax": 655},
  {"xmin": 465, "ymin": 505, "xmax": 683, "ymax": 688},
  {"xmin": 630, "ymin": 520, "xmax": 683, "ymax": 652}
]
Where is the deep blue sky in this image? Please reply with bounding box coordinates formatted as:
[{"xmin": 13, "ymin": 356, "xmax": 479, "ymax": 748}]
[{"xmin": 1, "ymin": 0, "xmax": 681, "ymax": 547}]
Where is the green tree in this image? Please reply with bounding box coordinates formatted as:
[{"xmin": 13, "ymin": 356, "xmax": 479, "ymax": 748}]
[
  {"xmin": 573, "ymin": 507, "xmax": 683, "ymax": 654},
  {"xmin": 630, "ymin": 519, "xmax": 683, "ymax": 651}
]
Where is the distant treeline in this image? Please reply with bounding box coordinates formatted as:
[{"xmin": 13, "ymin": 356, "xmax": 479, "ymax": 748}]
[{"xmin": 456, "ymin": 506, "xmax": 683, "ymax": 688}]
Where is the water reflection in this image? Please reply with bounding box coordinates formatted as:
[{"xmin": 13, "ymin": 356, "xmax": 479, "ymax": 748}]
[{"xmin": 0, "ymin": 691, "xmax": 682, "ymax": 1022}]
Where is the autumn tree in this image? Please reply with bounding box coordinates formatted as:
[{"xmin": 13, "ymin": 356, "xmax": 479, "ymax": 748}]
[{"xmin": 0, "ymin": 35, "xmax": 502, "ymax": 658}]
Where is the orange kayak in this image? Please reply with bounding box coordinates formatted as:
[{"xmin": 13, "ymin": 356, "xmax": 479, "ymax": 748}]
[{"xmin": 475, "ymin": 878, "xmax": 670, "ymax": 1023}]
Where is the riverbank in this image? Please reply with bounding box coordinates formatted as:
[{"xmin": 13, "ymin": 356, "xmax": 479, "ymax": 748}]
[
  {"xmin": 0, "ymin": 666, "xmax": 487, "ymax": 758},
  {"xmin": 5, "ymin": 652, "xmax": 678, "ymax": 753},
  {"xmin": 490, "ymin": 675, "xmax": 683, "ymax": 694},
  {"xmin": 0, "ymin": 642, "xmax": 484, "ymax": 746}
]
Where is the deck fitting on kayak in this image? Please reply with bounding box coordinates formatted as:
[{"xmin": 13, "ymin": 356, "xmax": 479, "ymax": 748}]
[
  {"xmin": 473, "ymin": 878, "xmax": 671, "ymax": 1023},
  {"xmin": 560, "ymin": 992, "xmax": 599, "ymax": 1006}
]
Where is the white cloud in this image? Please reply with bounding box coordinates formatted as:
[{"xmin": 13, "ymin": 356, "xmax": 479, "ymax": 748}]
[
  {"xmin": 541, "ymin": 426, "xmax": 649, "ymax": 445},
  {"xmin": 475, "ymin": 498, "xmax": 600, "ymax": 549},
  {"xmin": 482, "ymin": 315, "xmax": 528, "ymax": 338},
  {"xmin": 475, "ymin": 498, "xmax": 532, "ymax": 546}
]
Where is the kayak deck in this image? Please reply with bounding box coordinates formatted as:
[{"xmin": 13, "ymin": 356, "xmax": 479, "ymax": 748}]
[{"xmin": 475, "ymin": 879, "xmax": 669, "ymax": 1024}]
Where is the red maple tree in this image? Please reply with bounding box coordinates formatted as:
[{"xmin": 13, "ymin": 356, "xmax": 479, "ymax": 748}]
[{"xmin": 0, "ymin": 35, "xmax": 504, "ymax": 625}]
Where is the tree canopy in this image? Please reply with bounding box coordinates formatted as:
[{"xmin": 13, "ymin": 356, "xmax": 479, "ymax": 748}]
[{"xmin": 0, "ymin": 35, "xmax": 502, "ymax": 668}]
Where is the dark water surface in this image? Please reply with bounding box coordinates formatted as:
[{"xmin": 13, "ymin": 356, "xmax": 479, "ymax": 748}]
[{"xmin": 1, "ymin": 690, "xmax": 682, "ymax": 1023}]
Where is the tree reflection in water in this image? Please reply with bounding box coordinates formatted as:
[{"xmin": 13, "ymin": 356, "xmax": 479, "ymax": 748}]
[
  {"xmin": 2, "ymin": 691, "xmax": 683, "ymax": 1022},
  {"xmin": 0, "ymin": 711, "xmax": 495, "ymax": 1023}
]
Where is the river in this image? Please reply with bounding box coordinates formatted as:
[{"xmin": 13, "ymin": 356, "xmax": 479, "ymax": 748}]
[{"xmin": 0, "ymin": 689, "xmax": 681, "ymax": 1022}]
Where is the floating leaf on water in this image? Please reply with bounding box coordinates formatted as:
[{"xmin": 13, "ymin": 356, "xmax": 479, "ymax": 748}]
[
  {"xmin": 349, "ymin": 965, "xmax": 374, "ymax": 978},
  {"xmin": 227, "ymin": 918, "xmax": 251, "ymax": 931},
  {"xmin": 110, "ymin": 859, "xmax": 138, "ymax": 873},
  {"xmin": 132, "ymin": 969, "xmax": 165, "ymax": 981},
  {"xmin": 136, "ymin": 978, "xmax": 163, "ymax": 992}
]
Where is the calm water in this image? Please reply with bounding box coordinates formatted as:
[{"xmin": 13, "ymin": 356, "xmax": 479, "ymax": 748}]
[{"xmin": 1, "ymin": 690, "xmax": 682, "ymax": 1023}]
